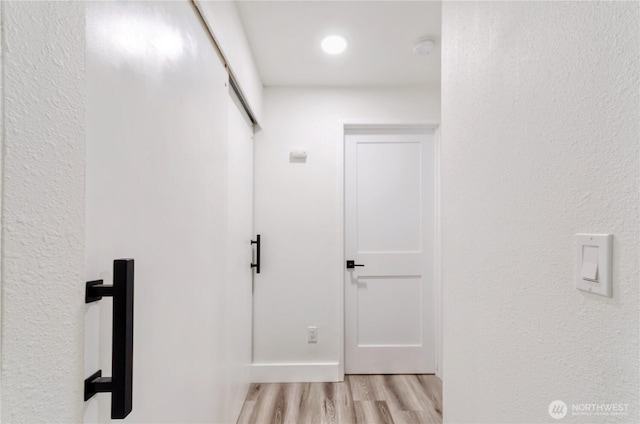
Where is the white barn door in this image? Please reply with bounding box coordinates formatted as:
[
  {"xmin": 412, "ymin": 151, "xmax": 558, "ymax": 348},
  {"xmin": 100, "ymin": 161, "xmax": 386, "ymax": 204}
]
[
  {"xmin": 225, "ymin": 85, "xmax": 255, "ymax": 420},
  {"xmin": 85, "ymin": 1, "xmax": 254, "ymax": 422},
  {"xmin": 345, "ymin": 127, "xmax": 435, "ymax": 374}
]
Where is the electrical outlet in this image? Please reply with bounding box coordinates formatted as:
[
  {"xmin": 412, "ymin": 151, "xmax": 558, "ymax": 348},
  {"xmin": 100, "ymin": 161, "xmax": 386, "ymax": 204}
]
[{"xmin": 307, "ymin": 326, "xmax": 317, "ymax": 344}]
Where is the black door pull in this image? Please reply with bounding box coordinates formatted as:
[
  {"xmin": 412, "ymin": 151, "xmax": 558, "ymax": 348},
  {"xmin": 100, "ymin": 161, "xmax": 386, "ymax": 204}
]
[
  {"xmin": 251, "ymin": 234, "xmax": 261, "ymax": 274},
  {"xmin": 84, "ymin": 259, "xmax": 134, "ymax": 419},
  {"xmin": 346, "ymin": 260, "xmax": 365, "ymax": 269}
]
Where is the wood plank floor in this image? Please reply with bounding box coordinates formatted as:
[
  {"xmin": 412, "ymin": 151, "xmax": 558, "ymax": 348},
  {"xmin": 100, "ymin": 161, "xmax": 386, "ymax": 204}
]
[{"xmin": 237, "ymin": 375, "xmax": 442, "ymax": 424}]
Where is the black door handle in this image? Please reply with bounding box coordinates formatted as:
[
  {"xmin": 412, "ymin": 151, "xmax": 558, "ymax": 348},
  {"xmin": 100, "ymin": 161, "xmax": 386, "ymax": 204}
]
[
  {"xmin": 346, "ymin": 260, "xmax": 365, "ymax": 269},
  {"xmin": 251, "ymin": 234, "xmax": 261, "ymax": 274},
  {"xmin": 84, "ymin": 259, "xmax": 134, "ymax": 419}
]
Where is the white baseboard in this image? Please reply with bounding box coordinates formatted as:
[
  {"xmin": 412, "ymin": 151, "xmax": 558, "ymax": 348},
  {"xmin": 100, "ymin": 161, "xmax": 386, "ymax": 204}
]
[{"xmin": 251, "ymin": 362, "xmax": 341, "ymax": 383}]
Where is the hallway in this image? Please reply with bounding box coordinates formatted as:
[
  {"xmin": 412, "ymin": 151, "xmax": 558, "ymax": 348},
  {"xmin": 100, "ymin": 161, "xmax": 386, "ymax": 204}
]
[
  {"xmin": 237, "ymin": 375, "xmax": 442, "ymax": 424},
  {"xmin": 1, "ymin": 1, "xmax": 638, "ymax": 423}
]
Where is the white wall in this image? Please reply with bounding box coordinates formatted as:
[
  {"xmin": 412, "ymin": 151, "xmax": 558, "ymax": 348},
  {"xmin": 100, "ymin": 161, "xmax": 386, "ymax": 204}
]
[
  {"xmin": 253, "ymin": 87, "xmax": 440, "ymax": 382},
  {"xmin": 86, "ymin": 1, "xmax": 253, "ymax": 422},
  {"xmin": 442, "ymin": 2, "xmax": 639, "ymax": 423},
  {"xmin": 1, "ymin": 2, "xmax": 86, "ymax": 422},
  {"xmin": 0, "ymin": 4, "xmax": 4, "ymax": 416},
  {"xmin": 195, "ymin": 0, "xmax": 264, "ymax": 125}
]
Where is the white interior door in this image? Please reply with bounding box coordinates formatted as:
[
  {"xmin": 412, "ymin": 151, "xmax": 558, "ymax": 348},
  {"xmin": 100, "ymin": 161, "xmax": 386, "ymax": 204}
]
[{"xmin": 345, "ymin": 128, "xmax": 435, "ymax": 374}]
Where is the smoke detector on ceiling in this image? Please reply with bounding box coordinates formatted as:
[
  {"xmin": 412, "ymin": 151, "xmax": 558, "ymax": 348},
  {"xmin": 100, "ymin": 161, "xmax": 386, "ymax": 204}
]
[{"xmin": 413, "ymin": 37, "xmax": 436, "ymax": 56}]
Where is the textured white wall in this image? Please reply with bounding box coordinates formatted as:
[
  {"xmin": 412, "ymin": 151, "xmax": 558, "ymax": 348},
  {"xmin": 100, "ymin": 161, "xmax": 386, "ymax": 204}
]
[
  {"xmin": 0, "ymin": 4, "xmax": 3, "ymax": 416},
  {"xmin": 0, "ymin": 2, "xmax": 4, "ymax": 418},
  {"xmin": 1, "ymin": 2, "xmax": 85, "ymax": 422},
  {"xmin": 442, "ymin": 2, "xmax": 639, "ymax": 423},
  {"xmin": 253, "ymin": 87, "xmax": 440, "ymax": 381}
]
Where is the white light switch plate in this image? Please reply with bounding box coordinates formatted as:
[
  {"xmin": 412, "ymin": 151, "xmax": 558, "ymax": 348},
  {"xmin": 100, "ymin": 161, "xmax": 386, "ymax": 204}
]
[{"xmin": 576, "ymin": 234, "xmax": 612, "ymax": 297}]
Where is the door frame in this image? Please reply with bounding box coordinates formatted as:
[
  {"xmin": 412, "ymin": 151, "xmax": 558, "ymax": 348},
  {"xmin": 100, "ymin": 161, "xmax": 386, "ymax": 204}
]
[{"xmin": 337, "ymin": 121, "xmax": 442, "ymax": 380}]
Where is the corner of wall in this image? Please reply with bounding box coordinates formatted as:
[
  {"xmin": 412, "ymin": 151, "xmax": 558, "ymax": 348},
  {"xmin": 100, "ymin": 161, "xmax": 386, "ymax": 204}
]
[
  {"xmin": 1, "ymin": 2, "xmax": 86, "ymax": 421},
  {"xmin": 0, "ymin": 0, "xmax": 4, "ymax": 417}
]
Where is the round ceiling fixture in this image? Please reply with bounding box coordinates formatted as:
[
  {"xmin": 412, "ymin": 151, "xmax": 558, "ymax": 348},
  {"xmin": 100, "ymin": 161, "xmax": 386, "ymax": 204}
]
[
  {"xmin": 413, "ymin": 37, "xmax": 436, "ymax": 56},
  {"xmin": 321, "ymin": 35, "xmax": 348, "ymax": 55}
]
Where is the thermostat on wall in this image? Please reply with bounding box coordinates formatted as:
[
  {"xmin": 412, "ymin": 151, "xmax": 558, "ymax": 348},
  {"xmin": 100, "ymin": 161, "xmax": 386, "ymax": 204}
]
[{"xmin": 290, "ymin": 149, "xmax": 308, "ymax": 159}]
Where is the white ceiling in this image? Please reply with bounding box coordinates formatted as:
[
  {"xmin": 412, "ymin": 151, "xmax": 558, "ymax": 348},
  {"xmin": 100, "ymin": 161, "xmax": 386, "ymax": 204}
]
[{"xmin": 236, "ymin": 1, "xmax": 441, "ymax": 87}]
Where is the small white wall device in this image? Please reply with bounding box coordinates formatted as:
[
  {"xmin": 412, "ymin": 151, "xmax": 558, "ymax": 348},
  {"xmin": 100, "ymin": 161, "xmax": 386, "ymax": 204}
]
[
  {"xmin": 576, "ymin": 234, "xmax": 612, "ymax": 297},
  {"xmin": 290, "ymin": 149, "xmax": 308, "ymax": 160}
]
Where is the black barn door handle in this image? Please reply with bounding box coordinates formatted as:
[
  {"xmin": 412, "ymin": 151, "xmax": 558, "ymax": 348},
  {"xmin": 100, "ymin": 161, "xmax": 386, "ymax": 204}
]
[
  {"xmin": 251, "ymin": 234, "xmax": 261, "ymax": 274},
  {"xmin": 84, "ymin": 259, "xmax": 134, "ymax": 420}
]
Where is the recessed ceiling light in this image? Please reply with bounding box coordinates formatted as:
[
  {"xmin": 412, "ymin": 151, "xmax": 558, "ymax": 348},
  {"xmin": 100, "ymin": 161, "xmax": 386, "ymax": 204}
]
[
  {"xmin": 321, "ymin": 35, "xmax": 348, "ymax": 55},
  {"xmin": 413, "ymin": 37, "xmax": 436, "ymax": 56}
]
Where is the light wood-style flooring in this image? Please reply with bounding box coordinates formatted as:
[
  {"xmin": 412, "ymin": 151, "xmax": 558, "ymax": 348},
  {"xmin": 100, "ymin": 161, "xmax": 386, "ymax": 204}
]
[{"xmin": 237, "ymin": 374, "xmax": 442, "ymax": 424}]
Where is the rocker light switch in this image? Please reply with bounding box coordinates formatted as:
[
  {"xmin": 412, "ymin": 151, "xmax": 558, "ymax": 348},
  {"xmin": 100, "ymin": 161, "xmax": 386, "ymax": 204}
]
[
  {"xmin": 576, "ymin": 234, "xmax": 612, "ymax": 297},
  {"xmin": 581, "ymin": 261, "xmax": 598, "ymax": 282}
]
